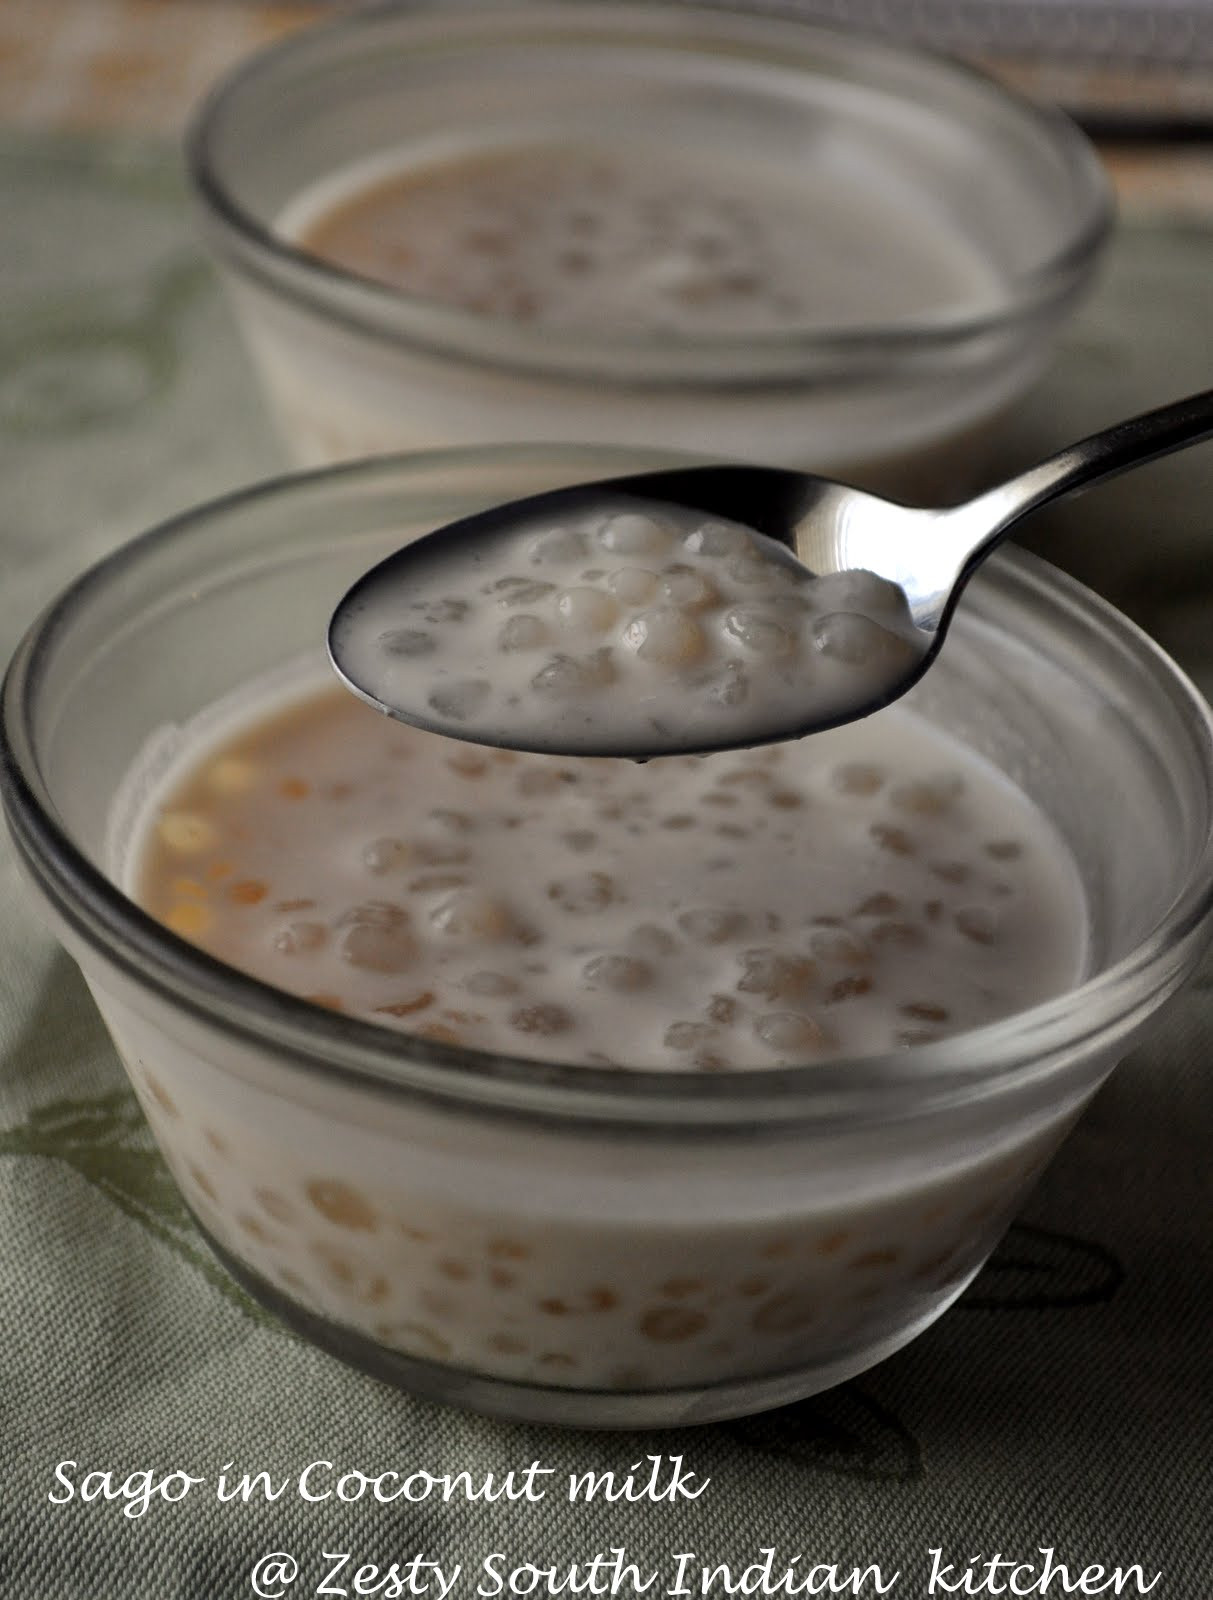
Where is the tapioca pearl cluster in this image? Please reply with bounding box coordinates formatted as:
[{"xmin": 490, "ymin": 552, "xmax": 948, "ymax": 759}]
[
  {"xmin": 521, "ymin": 510, "xmax": 795, "ymax": 691},
  {"xmin": 828, "ymin": 755, "xmax": 1018, "ymax": 908},
  {"xmin": 633, "ymin": 758, "xmax": 1031, "ymax": 1063},
  {"xmin": 144, "ymin": 698, "xmax": 1047, "ymax": 1069},
  {"xmin": 161, "ymin": 1098, "xmax": 1008, "ymax": 1387},
  {"xmin": 828, "ymin": 759, "xmax": 1031, "ymax": 1008},
  {"xmin": 299, "ymin": 150, "xmax": 813, "ymax": 333},
  {"xmin": 274, "ymin": 819, "xmax": 637, "ymax": 1048},
  {"xmin": 265, "ymin": 806, "xmax": 797, "ymax": 1067},
  {"xmin": 265, "ymin": 799, "xmax": 543, "ymax": 1010},
  {"xmin": 393, "ymin": 504, "xmax": 919, "ymax": 733}
]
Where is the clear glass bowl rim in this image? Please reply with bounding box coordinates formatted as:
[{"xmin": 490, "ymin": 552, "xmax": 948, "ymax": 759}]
[
  {"xmin": 184, "ymin": 0, "xmax": 1115, "ymax": 382},
  {"xmin": 5, "ymin": 446, "xmax": 1213, "ymax": 1137}
]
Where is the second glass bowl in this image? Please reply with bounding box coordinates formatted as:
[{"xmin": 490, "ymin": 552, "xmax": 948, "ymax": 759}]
[{"xmin": 187, "ymin": 2, "xmax": 1112, "ymax": 497}]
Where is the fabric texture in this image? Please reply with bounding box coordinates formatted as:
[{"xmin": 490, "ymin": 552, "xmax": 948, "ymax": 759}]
[
  {"xmin": 729, "ymin": 0, "xmax": 1213, "ymax": 65},
  {"xmin": 1, "ymin": 132, "xmax": 1211, "ymax": 1599}
]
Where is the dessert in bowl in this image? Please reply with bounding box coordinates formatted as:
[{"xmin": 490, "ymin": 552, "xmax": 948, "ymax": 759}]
[
  {"xmin": 187, "ymin": 2, "xmax": 1111, "ymax": 496},
  {"xmin": 4, "ymin": 445, "xmax": 1213, "ymax": 1428}
]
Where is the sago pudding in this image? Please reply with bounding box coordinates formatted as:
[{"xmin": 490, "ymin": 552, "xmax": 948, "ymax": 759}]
[
  {"xmin": 287, "ymin": 143, "xmax": 1000, "ymax": 338},
  {"xmin": 114, "ymin": 657, "xmax": 1088, "ymax": 1394},
  {"xmin": 331, "ymin": 498, "xmax": 925, "ymax": 755}
]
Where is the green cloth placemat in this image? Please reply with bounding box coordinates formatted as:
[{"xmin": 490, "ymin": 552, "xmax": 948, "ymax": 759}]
[{"xmin": 1, "ymin": 134, "xmax": 1211, "ymax": 1598}]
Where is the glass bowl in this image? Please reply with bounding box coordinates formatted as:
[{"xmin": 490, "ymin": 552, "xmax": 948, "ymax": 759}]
[
  {"xmin": 4, "ymin": 444, "xmax": 1212, "ymax": 1429},
  {"xmin": 186, "ymin": 1, "xmax": 1112, "ymax": 499}
]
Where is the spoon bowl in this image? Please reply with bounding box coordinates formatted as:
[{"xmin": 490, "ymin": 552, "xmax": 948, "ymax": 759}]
[{"xmin": 330, "ymin": 388, "xmax": 1213, "ymax": 757}]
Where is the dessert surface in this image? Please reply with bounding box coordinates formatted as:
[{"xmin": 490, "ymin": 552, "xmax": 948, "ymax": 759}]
[
  {"xmin": 132, "ymin": 677, "xmax": 1088, "ymax": 1068},
  {"xmin": 289, "ymin": 142, "xmax": 1003, "ymax": 335}
]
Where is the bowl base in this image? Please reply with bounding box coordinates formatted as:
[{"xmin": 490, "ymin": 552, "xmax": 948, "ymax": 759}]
[{"xmin": 197, "ymin": 1216, "xmax": 960, "ymax": 1430}]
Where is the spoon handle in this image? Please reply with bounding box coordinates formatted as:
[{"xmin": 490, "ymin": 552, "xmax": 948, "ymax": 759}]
[{"xmin": 951, "ymin": 385, "xmax": 1213, "ymax": 569}]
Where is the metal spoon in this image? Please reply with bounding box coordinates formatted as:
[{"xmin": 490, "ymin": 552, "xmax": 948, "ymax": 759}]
[{"xmin": 330, "ymin": 387, "xmax": 1213, "ymax": 758}]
